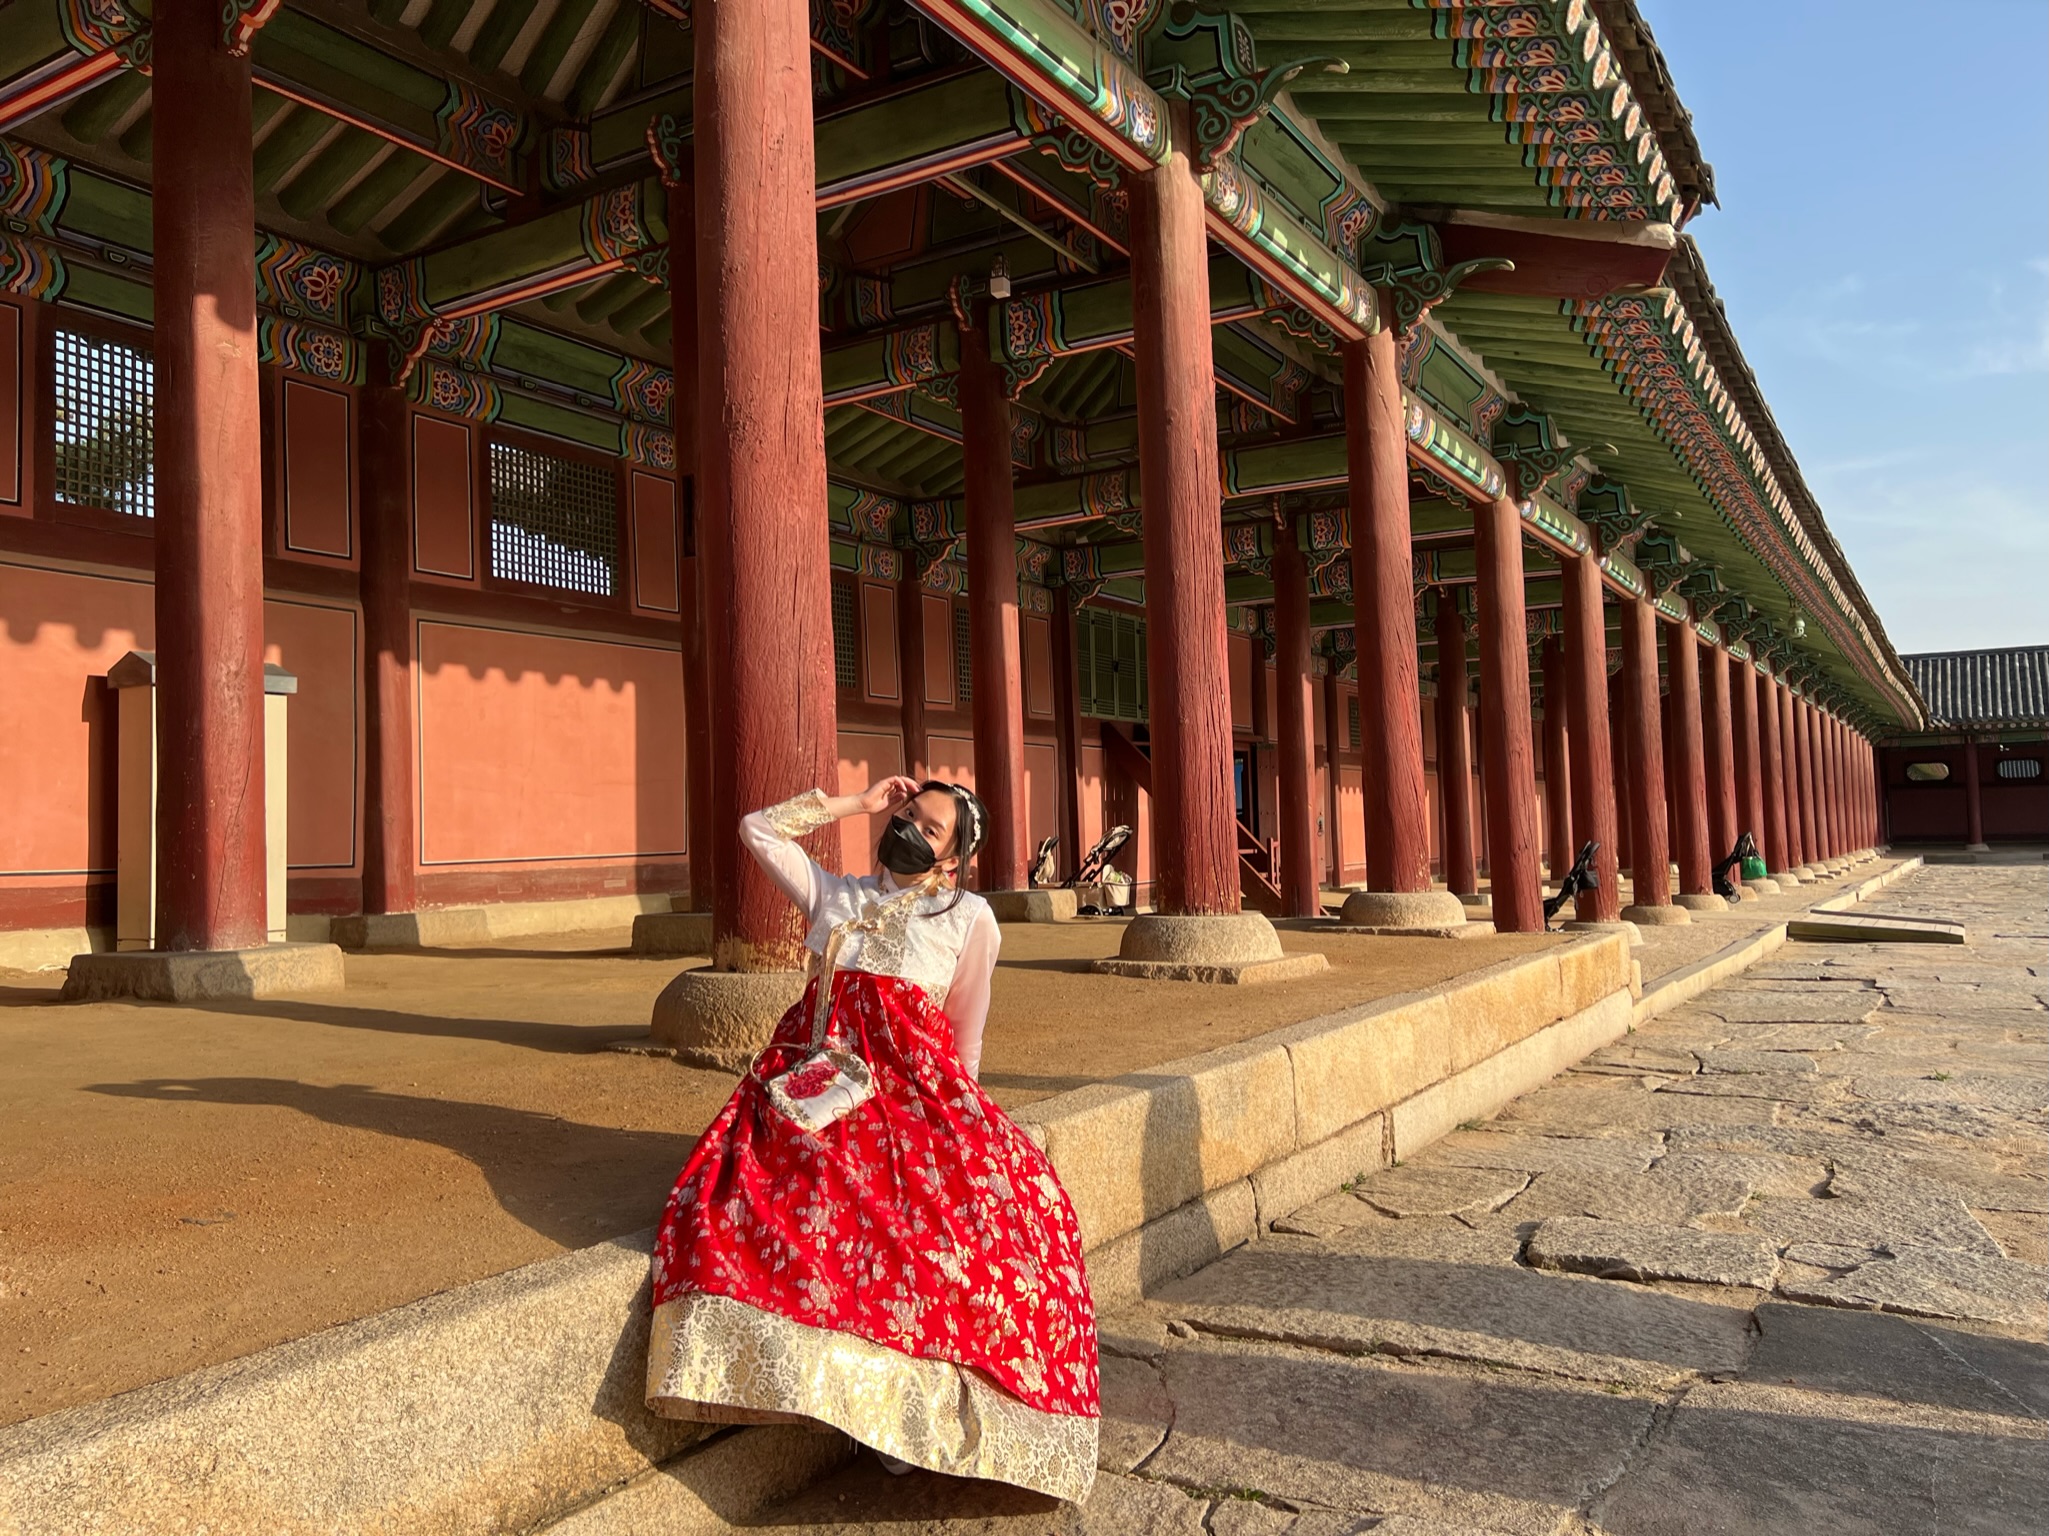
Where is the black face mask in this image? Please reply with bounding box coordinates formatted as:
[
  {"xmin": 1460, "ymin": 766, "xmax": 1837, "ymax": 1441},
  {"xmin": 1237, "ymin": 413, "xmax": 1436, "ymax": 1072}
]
[{"xmin": 877, "ymin": 816, "xmax": 940, "ymax": 876}]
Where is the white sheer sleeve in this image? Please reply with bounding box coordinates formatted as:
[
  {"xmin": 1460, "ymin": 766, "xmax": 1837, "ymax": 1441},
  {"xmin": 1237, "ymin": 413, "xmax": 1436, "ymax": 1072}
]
[
  {"xmin": 739, "ymin": 790, "xmax": 837, "ymax": 925},
  {"xmin": 943, "ymin": 905, "xmax": 1002, "ymax": 1080}
]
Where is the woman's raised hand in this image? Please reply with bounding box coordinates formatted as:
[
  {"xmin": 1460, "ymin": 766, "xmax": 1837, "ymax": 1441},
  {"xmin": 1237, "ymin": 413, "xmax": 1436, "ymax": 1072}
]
[{"xmin": 856, "ymin": 776, "xmax": 922, "ymax": 816}]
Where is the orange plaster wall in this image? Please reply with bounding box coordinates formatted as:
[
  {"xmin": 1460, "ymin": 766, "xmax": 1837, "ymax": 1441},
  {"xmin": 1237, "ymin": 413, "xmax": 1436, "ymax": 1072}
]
[
  {"xmin": 0, "ymin": 561, "xmax": 151, "ymax": 880},
  {"xmin": 415, "ymin": 620, "xmax": 685, "ymax": 867},
  {"xmin": 836, "ymin": 728, "xmax": 905, "ymax": 875},
  {"xmin": 1228, "ymin": 634, "xmax": 1252, "ymax": 732},
  {"xmin": 630, "ymin": 472, "xmax": 679, "ymax": 615},
  {"xmin": 925, "ymin": 732, "xmax": 976, "ymax": 882},
  {"xmin": 861, "ymin": 585, "xmax": 899, "ymax": 701},
  {"xmin": 1023, "ymin": 741, "xmax": 1058, "ymax": 851},
  {"xmin": 1023, "ymin": 614, "xmax": 1053, "ymax": 719},
  {"xmin": 1337, "ymin": 765, "xmax": 1365, "ymax": 876},
  {"xmin": 280, "ymin": 378, "xmax": 353, "ymax": 560},
  {"xmin": 0, "ymin": 299, "xmax": 24, "ymax": 513},
  {"xmin": 262, "ymin": 598, "xmax": 360, "ymax": 871},
  {"xmin": 921, "ymin": 594, "xmax": 954, "ymax": 707},
  {"xmin": 1078, "ymin": 742, "xmax": 1105, "ymax": 853},
  {"xmin": 412, "ymin": 417, "xmax": 475, "ymax": 582}
]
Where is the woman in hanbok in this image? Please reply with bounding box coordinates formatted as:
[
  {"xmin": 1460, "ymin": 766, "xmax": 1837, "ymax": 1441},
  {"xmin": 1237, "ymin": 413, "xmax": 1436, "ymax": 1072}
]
[{"xmin": 645, "ymin": 777, "xmax": 1099, "ymax": 1502}]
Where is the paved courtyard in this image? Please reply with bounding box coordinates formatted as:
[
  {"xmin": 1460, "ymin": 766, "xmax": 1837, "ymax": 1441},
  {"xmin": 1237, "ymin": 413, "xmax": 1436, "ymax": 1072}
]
[{"xmin": 757, "ymin": 862, "xmax": 2048, "ymax": 1533}]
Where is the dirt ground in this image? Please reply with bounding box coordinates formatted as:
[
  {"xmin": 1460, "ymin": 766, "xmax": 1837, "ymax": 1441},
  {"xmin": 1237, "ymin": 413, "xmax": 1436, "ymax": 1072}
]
[{"xmin": 0, "ymin": 917, "xmax": 1553, "ymax": 1427}]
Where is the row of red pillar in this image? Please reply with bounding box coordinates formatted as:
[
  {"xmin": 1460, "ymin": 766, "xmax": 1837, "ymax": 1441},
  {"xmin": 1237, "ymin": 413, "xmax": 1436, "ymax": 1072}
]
[
  {"xmin": 1263, "ymin": 530, "xmax": 1881, "ymax": 929},
  {"xmin": 139, "ymin": 0, "xmax": 1881, "ymax": 958}
]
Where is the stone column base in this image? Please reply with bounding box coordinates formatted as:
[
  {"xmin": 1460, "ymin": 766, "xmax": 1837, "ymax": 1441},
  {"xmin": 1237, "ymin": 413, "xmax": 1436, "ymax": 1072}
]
[
  {"xmin": 650, "ymin": 968, "xmax": 806, "ymax": 1071},
  {"xmin": 631, "ymin": 911, "xmax": 713, "ymax": 955},
  {"xmin": 1793, "ymin": 865, "xmax": 1821, "ymax": 881},
  {"xmin": 1338, "ymin": 890, "xmax": 1469, "ymax": 932},
  {"xmin": 1564, "ymin": 919, "xmax": 1644, "ymax": 946},
  {"xmin": 1456, "ymin": 891, "xmax": 1492, "ymax": 911},
  {"xmin": 331, "ymin": 910, "xmax": 488, "ymax": 949},
  {"xmin": 1621, "ymin": 903, "xmax": 1690, "ymax": 926},
  {"xmin": 984, "ymin": 889, "xmax": 1079, "ymax": 924},
  {"xmin": 1090, "ymin": 911, "xmax": 1327, "ymax": 985},
  {"xmin": 63, "ymin": 942, "xmax": 346, "ymax": 1002},
  {"xmin": 1744, "ymin": 878, "xmax": 1782, "ymax": 896},
  {"xmin": 1672, "ymin": 893, "xmax": 1729, "ymax": 912}
]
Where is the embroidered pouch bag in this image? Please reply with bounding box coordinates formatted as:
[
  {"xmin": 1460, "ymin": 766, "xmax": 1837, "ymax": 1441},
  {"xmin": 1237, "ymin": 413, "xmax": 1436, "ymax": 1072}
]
[{"xmin": 763, "ymin": 887, "xmax": 920, "ymax": 1134}]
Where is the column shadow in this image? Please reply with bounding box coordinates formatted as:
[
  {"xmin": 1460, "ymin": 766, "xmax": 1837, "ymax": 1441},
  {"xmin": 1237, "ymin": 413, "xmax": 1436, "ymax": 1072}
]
[{"xmin": 83, "ymin": 1077, "xmax": 701, "ymax": 1246}]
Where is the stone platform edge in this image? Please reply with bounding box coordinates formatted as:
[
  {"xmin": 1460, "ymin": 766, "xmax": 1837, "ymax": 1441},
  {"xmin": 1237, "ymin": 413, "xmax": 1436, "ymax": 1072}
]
[
  {"xmin": 1630, "ymin": 853, "xmax": 1919, "ymax": 1028},
  {"xmin": 0, "ymin": 928, "xmax": 1637, "ymax": 1536},
  {"xmin": 331, "ymin": 892, "xmax": 682, "ymax": 949}
]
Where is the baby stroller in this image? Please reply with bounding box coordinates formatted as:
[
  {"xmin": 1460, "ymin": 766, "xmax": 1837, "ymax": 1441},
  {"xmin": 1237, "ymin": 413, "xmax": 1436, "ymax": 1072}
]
[
  {"xmin": 1068, "ymin": 825, "xmax": 1134, "ymax": 914},
  {"xmin": 1713, "ymin": 832, "xmax": 1760, "ymax": 902},
  {"xmin": 1543, "ymin": 841, "xmax": 1600, "ymax": 929}
]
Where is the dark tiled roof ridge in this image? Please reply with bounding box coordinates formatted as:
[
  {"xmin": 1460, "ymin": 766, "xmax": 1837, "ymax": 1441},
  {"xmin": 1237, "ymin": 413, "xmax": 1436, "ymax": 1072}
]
[
  {"xmin": 1903, "ymin": 644, "xmax": 2049, "ymax": 660},
  {"xmin": 1901, "ymin": 647, "xmax": 2049, "ymax": 730}
]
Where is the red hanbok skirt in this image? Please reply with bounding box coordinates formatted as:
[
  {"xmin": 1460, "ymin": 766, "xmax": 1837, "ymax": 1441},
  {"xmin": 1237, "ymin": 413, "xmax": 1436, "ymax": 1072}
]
[{"xmin": 645, "ymin": 969, "xmax": 1099, "ymax": 1502}]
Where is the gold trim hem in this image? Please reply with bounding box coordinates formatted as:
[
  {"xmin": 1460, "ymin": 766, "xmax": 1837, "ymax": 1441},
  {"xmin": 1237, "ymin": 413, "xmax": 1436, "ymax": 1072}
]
[
  {"xmin": 762, "ymin": 788, "xmax": 836, "ymax": 839},
  {"xmin": 646, "ymin": 1291, "xmax": 1098, "ymax": 1503}
]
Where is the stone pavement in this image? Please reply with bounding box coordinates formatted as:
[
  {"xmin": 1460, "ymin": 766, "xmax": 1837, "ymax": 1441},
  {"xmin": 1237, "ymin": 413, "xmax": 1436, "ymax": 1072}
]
[{"xmin": 749, "ymin": 863, "xmax": 2047, "ymax": 1534}]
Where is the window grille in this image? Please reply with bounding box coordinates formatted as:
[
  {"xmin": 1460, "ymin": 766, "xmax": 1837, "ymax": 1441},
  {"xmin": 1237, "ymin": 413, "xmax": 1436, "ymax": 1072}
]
[
  {"xmin": 1997, "ymin": 758, "xmax": 2041, "ymax": 781},
  {"xmin": 831, "ymin": 578, "xmax": 859, "ymax": 688},
  {"xmin": 487, "ymin": 440, "xmax": 616, "ymax": 596},
  {"xmin": 954, "ymin": 604, "xmax": 974, "ymax": 704},
  {"xmin": 1347, "ymin": 696, "xmax": 1362, "ymax": 750},
  {"xmin": 53, "ymin": 329, "xmax": 154, "ymax": 518},
  {"xmin": 1077, "ymin": 608, "xmax": 1148, "ymax": 723}
]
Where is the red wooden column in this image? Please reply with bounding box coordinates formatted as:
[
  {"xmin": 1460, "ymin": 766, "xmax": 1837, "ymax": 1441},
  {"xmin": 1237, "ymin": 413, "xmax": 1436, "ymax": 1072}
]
[
  {"xmin": 1732, "ymin": 660, "xmax": 1774, "ymax": 889},
  {"xmin": 1560, "ymin": 552, "xmax": 1620, "ymax": 922},
  {"xmin": 1703, "ymin": 642, "xmax": 1737, "ymax": 865},
  {"xmin": 1272, "ymin": 515, "xmax": 1322, "ymax": 917},
  {"xmin": 1660, "ymin": 690, "xmax": 1680, "ymax": 873},
  {"xmin": 1540, "ymin": 636, "xmax": 1572, "ymax": 878},
  {"xmin": 1608, "ymin": 665, "xmax": 1632, "ymax": 875},
  {"xmin": 1759, "ymin": 667, "xmax": 1792, "ymax": 880},
  {"xmin": 1852, "ymin": 732, "xmax": 1867, "ymax": 851},
  {"xmin": 1792, "ymin": 691, "xmax": 1819, "ymax": 875},
  {"xmin": 959, "ymin": 322, "xmax": 1028, "ymax": 892},
  {"xmin": 1617, "ymin": 598, "xmax": 1679, "ymax": 921},
  {"xmin": 1344, "ymin": 324, "xmax": 1434, "ymax": 897},
  {"xmin": 695, "ymin": 0, "xmax": 837, "ymax": 974},
  {"xmin": 1862, "ymin": 735, "xmax": 1879, "ymax": 849},
  {"xmin": 1664, "ymin": 616, "xmax": 1715, "ymax": 904},
  {"xmin": 663, "ymin": 153, "xmax": 715, "ymax": 909},
  {"xmin": 1844, "ymin": 716, "xmax": 1860, "ymax": 860},
  {"xmin": 1774, "ymin": 679, "xmax": 1806, "ymax": 875},
  {"xmin": 151, "ymin": 1, "xmax": 268, "ymax": 952},
  {"xmin": 359, "ymin": 384, "xmax": 415, "ymax": 916},
  {"xmin": 1433, "ymin": 589, "xmax": 1476, "ymax": 898},
  {"xmin": 1829, "ymin": 715, "xmax": 1851, "ymax": 859},
  {"xmin": 1473, "ymin": 497, "xmax": 1543, "ymax": 931},
  {"xmin": 1322, "ymin": 665, "xmax": 1344, "ymax": 888},
  {"xmin": 897, "ymin": 569, "xmax": 930, "ymax": 781},
  {"xmin": 1813, "ymin": 711, "xmax": 1834, "ymax": 861},
  {"xmin": 1049, "ymin": 588, "xmax": 1083, "ymax": 869},
  {"xmin": 1128, "ymin": 130, "xmax": 1237, "ymax": 919},
  {"xmin": 1800, "ymin": 697, "xmax": 1825, "ymax": 864}
]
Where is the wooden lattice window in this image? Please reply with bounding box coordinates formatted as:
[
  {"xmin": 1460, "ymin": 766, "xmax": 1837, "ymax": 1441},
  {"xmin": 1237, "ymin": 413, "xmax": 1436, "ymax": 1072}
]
[
  {"xmin": 1348, "ymin": 696, "xmax": 1362, "ymax": 750},
  {"xmin": 487, "ymin": 440, "xmax": 616, "ymax": 596},
  {"xmin": 1077, "ymin": 608, "xmax": 1148, "ymax": 723},
  {"xmin": 1998, "ymin": 758, "xmax": 2041, "ymax": 780},
  {"xmin": 53, "ymin": 329, "xmax": 154, "ymax": 518},
  {"xmin": 954, "ymin": 603, "xmax": 974, "ymax": 704},
  {"xmin": 831, "ymin": 577, "xmax": 859, "ymax": 688}
]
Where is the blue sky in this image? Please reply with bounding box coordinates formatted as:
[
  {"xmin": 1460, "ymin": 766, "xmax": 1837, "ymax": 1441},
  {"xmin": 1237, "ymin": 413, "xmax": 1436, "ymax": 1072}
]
[{"xmin": 1635, "ymin": 0, "xmax": 2047, "ymax": 655}]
